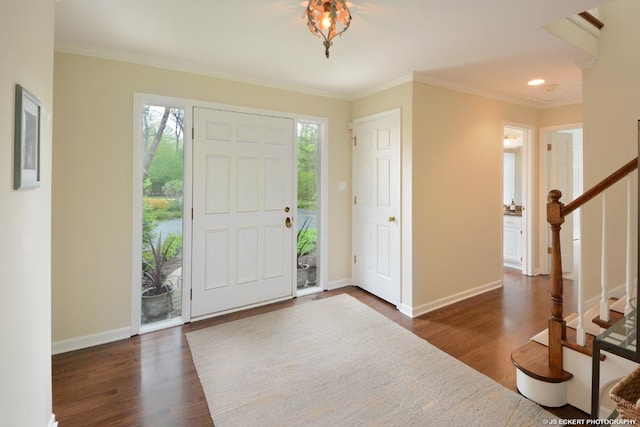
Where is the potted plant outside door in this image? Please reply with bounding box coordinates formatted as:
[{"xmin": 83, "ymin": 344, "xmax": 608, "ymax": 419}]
[{"xmin": 142, "ymin": 233, "xmax": 180, "ymax": 321}]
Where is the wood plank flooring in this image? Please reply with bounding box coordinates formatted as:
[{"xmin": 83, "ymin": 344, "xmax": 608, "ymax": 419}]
[{"xmin": 52, "ymin": 269, "xmax": 586, "ymax": 425}]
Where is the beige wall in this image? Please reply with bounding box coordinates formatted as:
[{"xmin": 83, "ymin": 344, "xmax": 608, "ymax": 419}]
[
  {"xmin": 539, "ymin": 103, "xmax": 582, "ymax": 128},
  {"xmin": 1, "ymin": 0, "xmax": 54, "ymax": 425},
  {"xmin": 353, "ymin": 81, "xmax": 541, "ymax": 312},
  {"xmin": 410, "ymin": 83, "xmax": 539, "ymax": 308},
  {"xmin": 582, "ymin": 0, "xmax": 640, "ymax": 300},
  {"xmin": 52, "ymin": 52, "xmax": 352, "ymax": 342}
]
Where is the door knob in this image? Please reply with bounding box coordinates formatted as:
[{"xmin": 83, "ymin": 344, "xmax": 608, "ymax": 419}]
[
  {"xmin": 388, "ymin": 216, "xmax": 396, "ymax": 222},
  {"xmin": 285, "ymin": 217, "xmax": 292, "ymax": 228}
]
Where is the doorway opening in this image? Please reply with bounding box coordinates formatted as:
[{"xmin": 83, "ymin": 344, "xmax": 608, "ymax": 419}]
[
  {"xmin": 502, "ymin": 124, "xmax": 533, "ymax": 275},
  {"xmin": 296, "ymin": 121, "xmax": 322, "ymax": 295},
  {"xmin": 542, "ymin": 126, "xmax": 583, "ymax": 278},
  {"xmin": 140, "ymin": 105, "xmax": 185, "ymax": 327},
  {"xmin": 503, "ymin": 127, "xmax": 524, "ymax": 271}
]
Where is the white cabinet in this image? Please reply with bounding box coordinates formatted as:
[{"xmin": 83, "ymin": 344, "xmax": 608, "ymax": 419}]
[{"xmin": 503, "ymin": 215, "xmax": 522, "ymax": 269}]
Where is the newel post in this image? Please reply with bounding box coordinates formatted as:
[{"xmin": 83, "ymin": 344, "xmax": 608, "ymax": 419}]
[{"xmin": 547, "ymin": 189, "xmax": 566, "ymax": 371}]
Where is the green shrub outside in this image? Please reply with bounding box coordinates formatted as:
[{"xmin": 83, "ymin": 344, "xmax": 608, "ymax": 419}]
[
  {"xmin": 144, "ymin": 196, "xmax": 182, "ymax": 221},
  {"xmin": 141, "ymin": 233, "xmax": 183, "ymax": 291},
  {"xmin": 297, "ymin": 200, "xmax": 317, "ymax": 210},
  {"xmin": 142, "ymin": 201, "xmax": 158, "ymax": 250},
  {"xmin": 297, "ymin": 227, "xmax": 317, "ymax": 256}
]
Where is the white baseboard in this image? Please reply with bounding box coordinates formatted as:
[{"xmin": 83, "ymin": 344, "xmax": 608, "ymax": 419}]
[
  {"xmin": 401, "ymin": 280, "xmax": 503, "ymax": 318},
  {"xmin": 398, "ymin": 303, "xmax": 413, "ymax": 318},
  {"xmin": 327, "ymin": 278, "xmax": 351, "ymax": 290},
  {"xmin": 52, "ymin": 327, "xmax": 131, "ymax": 355},
  {"xmin": 48, "ymin": 413, "xmax": 58, "ymax": 427}
]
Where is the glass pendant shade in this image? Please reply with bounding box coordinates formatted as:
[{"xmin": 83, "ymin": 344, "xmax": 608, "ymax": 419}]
[{"xmin": 306, "ymin": 0, "xmax": 352, "ymax": 58}]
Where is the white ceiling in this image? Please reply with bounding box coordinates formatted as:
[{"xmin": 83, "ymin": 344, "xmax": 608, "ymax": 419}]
[{"xmin": 54, "ymin": 0, "xmax": 613, "ymax": 107}]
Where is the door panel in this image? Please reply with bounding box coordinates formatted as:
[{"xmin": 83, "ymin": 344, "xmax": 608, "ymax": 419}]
[
  {"xmin": 206, "ymin": 155, "xmax": 231, "ymax": 214},
  {"xmin": 192, "ymin": 108, "xmax": 294, "ymax": 317},
  {"xmin": 352, "ymin": 110, "xmax": 401, "ymax": 306},
  {"xmin": 205, "ymin": 229, "xmax": 229, "ymax": 289},
  {"xmin": 236, "ymin": 156, "xmax": 259, "ymax": 212}
]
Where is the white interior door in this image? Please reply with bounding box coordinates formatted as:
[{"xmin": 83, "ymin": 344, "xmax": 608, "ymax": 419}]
[
  {"xmin": 191, "ymin": 107, "xmax": 294, "ymax": 317},
  {"xmin": 352, "ymin": 110, "xmax": 401, "ymax": 306},
  {"xmin": 548, "ymin": 131, "xmax": 574, "ymax": 274}
]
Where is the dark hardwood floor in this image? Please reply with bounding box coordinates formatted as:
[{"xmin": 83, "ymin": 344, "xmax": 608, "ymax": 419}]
[{"xmin": 52, "ymin": 269, "xmax": 586, "ymax": 425}]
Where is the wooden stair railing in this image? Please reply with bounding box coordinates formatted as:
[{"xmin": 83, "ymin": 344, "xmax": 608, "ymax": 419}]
[
  {"xmin": 578, "ymin": 11, "xmax": 604, "ymax": 30},
  {"xmin": 547, "ymin": 157, "xmax": 638, "ymax": 372}
]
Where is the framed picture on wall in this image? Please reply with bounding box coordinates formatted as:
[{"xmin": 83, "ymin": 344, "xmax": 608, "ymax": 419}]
[{"xmin": 14, "ymin": 84, "xmax": 41, "ymax": 190}]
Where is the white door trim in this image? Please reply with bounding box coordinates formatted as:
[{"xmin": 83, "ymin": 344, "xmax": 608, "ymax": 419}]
[{"xmin": 502, "ymin": 122, "xmax": 535, "ymax": 276}]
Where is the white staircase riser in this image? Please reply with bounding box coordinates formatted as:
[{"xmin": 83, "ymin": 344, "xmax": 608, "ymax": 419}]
[
  {"xmin": 516, "ymin": 369, "xmax": 568, "ymax": 407},
  {"xmin": 516, "ymin": 345, "xmax": 639, "ymax": 414},
  {"xmin": 564, "ymin": 347, "xmax": 594, "ymax": 413}
]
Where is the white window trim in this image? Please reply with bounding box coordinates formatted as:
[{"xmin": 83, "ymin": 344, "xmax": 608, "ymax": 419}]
[
  {"xmin": 294, "ymin": 117, "xmax": 329, "ymax": 296},
  {"xmin": 132, "ymin": 93, "xmax": 193, "ymax": 335}
]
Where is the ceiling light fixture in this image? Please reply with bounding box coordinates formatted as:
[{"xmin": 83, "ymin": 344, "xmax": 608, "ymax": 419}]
[
  {"xmin": 306, "ymin": 0, "xmax": 352, "ymax": 59},
  {"xmin": 528, "ymin": 79, "xmax": 545, "ymax": 86}
]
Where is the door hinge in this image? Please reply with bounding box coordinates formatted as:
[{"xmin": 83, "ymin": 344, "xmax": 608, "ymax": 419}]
[
  {"xmin": 353, "ymin": 255, "xmax": 357, "ymax": 263},
  {"xmin": 354, "ymin": 196, "xmax": 357, "ymax": 205},
  {"xmin": 191, "ymin": 208, "xmax": 194, "ymax": 220},
  {"xmin": 353, "ymin": 137, "xmax": 357, "ymax": 147},
  {"xmin": 547, "ymin": 143, "xmax": 552, "ymax": 151},
  {"xmin": 520, "ymin": 230, "xmax": 523, "ymax": 235},
  {"xmin": 547, "ymin": 246, "xmax": 552, "ymax": 254},
  {"xmin": 192, "ymin": 127, "xmax": 194, "ymax": 139},
  {"xmin": 190, "ymin": 289, "xmax": 193, "ymax": 300}
]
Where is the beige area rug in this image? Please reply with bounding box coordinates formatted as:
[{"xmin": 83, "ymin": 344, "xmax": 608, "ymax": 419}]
[{"xmin": 186, "ymin": 294, "xmax": 556, "ymax": 426}]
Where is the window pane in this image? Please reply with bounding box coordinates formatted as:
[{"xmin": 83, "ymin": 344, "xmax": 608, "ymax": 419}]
[
  {"xmin": 141, "ymin": 105, "xmax": 184, "ymax": 325},
  {"xmin": 297, "ymin": 122, "xmax": 319, "ymax": 290}
]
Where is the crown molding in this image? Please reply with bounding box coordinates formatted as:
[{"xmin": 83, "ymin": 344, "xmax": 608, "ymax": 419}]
[
  {"xmin": 411, "ymin": 72, "xmax": 582, "ymax": 110},
  {"xmin": 54, "ymin": 42, "xmax": 581, "ymax": 110},
  {"xmin": 576, "ymin": 57, "xmax": 598, "ymax": 70},
  {"xmin": 350, "ymin": 74, "xmax": 414, "ymax": 101},
  {"xmin": 412, "ymin": 72, "xmax": 544, "ymax": 109},
  {"xmin": 54, "ymin": 42, "xmax": 352, "ymax": 101}
]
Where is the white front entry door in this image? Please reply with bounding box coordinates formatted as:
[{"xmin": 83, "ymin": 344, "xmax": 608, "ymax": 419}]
[
  {"xmin": 191, "ymin": 107, "xmax": 294, "ymax": 317},
  {"xmin": 352, "ymin": 109, "xmax": 401, "ymax": 306}
]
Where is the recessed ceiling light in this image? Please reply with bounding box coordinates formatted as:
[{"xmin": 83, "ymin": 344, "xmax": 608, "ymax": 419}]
[{"xmin": 528, "ymin": 79, "xmax": 545, "ymax": 86}]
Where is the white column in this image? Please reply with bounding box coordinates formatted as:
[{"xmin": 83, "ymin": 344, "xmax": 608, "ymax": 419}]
[{"xmin": 600, "ymin": 192, "xmax": 610, "ymax": 322}]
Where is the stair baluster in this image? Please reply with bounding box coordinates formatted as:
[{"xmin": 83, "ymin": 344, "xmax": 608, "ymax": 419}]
[
  {"xmin": 625, "ymin": 174, "xmax": 635, "ymax": 314},
  {"xmin": 600, "ymin": 192, "xmax": 610, "ymax": 322},
  {"xmin": 576, "ymin": 207, "xmax": 586, "ymax": 346}
]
